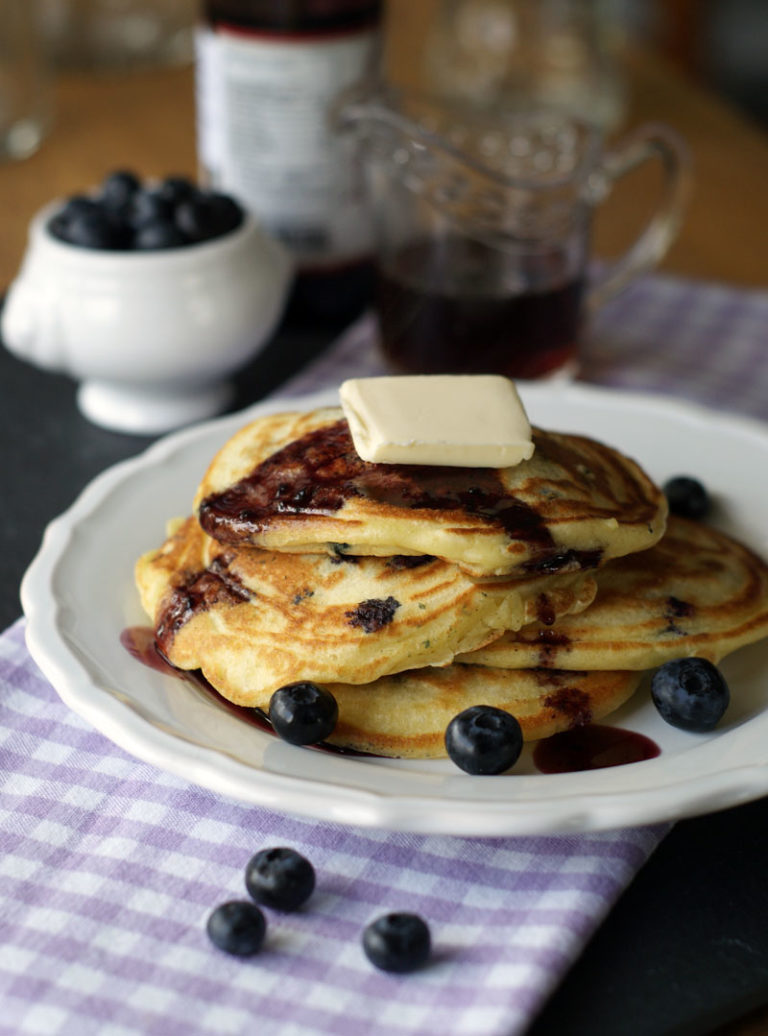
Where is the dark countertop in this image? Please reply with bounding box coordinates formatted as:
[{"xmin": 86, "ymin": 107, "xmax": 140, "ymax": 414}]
[{"xmin": 3, "ymin": 324, "xmax": 768, "ymax": 1036}]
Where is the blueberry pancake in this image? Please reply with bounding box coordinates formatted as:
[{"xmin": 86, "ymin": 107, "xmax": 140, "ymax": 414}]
[
  {"xmin": 459, "ymin": 517, "xmax": 768, "ymax": 671},
  {"xmin": 135, "ymin": 516, "xmax": 597, "ymax": 705},
  {"xmin": 193, "ymin": 407, "xmax": 667, "ymax": 579},
  {"xmin": 322, "ymin": 666, "xmax": 644, "ymax": 757}
]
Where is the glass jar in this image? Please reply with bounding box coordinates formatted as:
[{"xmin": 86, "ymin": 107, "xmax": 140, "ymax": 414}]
[{"xmin": 196, "ymin": 0, "xmax": 384, "ymax": 324}]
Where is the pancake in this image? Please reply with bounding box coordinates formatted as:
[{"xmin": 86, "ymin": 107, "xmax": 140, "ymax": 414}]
[
  {"xmin": 458, "ymin": 517, "xmax": 768, "ymax": 671},
  {"xmin": 193, "ymin": 407, "xmax": 667, "ymax": 579},
  {"xmin": 323, "ymin": 665, "xmax": 644, "ymax": 757},
  {"xmin": 135, "ymin": 516, "xmax": 598, "ymax": 704}
]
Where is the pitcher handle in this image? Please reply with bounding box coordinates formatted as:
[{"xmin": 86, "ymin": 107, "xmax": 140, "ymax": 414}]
[{"xmin": 586, "ymin": 123, "xmax": 692, "ymax": 312}]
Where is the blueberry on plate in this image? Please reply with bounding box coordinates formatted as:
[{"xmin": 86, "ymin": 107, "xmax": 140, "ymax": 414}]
[
  {"xmin": 651, "ymin": 657, "xmax": 730, "ymax": 732},
  {"xmin": 663, "ymin": 476, "xmax": 711, "ymax": 520},
  {"xmin": 206, "ymin": 900, "xmax": 266, "ymax": 956},
  {"xmin": 269, "ymin": 681, "xmax": 338, "ymax": 745},
  {"xmin": 245, "ymin": 847, "xmax": 315, "ymax": 911},
  {"xmin": 445, "ymin": 704, "xmax": 523, "ymax": 774},
  {"xmin": 362, "ymin": 913, "xmax": 431, "ymax": 973}
]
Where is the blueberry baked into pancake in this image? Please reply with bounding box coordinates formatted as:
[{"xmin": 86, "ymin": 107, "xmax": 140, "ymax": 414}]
[
  {"xmin": 135, "ymin": 514, "xmax": 597, "ymax": 705},
  {"xmin": 458, "ymin": 515, "xmax": 768, "ymax": 673}
]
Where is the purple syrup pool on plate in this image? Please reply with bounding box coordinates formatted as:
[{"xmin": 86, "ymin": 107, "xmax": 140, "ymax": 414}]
[
  {"xmin": 120, "ymin": 626, "xmax": 365, "ymax": 755},
  {"xmin": 533, "ymin": 724, "xmax": 661, "ymax": 773}
]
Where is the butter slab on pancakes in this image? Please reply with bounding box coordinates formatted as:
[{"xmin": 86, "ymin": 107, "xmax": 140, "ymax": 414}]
[
  {"xmin": 460, "ymin": 516, "xmax": 768, "ymax": 671},
  {"xmin": 323, "ymin": 666, "xmax": 644, "ymax": 757},
  {"xmin": 135, "ymin": 516, "xmax": 597, "ymax": 705},
  {"xmin": 339, "ymin": 374, "xmax": 535, "ymax": 467},
  {"xmin": 194, "ymin": 405, "xmax": 667, "ymax": 578}
]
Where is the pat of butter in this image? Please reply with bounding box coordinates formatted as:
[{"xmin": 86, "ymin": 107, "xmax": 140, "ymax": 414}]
[{"xmin": 340, "ymin": 375, "xmax": 534, "ymax": 467}]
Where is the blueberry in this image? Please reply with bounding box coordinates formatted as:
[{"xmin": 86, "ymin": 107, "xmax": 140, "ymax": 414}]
[
  {"xmin": 269, "ymin": 681, "xmax": 338, "ymax": 745},
  {"xmin": 651, "ymin": 658, "xmax": 730, "ymax": 732},
  {"xmin": 362, "ymin": 913, "xmax": 431, "ymax": 973},
  {"xmin": 206, "ymin": 900, "xmax": 266, "ymax": 956},
  {"xmin": 61, "ymin": 207, "xmax": 127, "ymax": 250},
  {"xmin": 61, "ymin": 194, "xmax": 101, "ymax": 220},
  {"xmin": 445, "ymin": 705, "xmax": 523, "ymax": 774},
  {"xmin": 245, "ymin": 847, "xmax": 315, "ymax": 911},
  {"xmin": 174, "ymin": 194, "xmax": 217, "ymax": 241},
  {"xmin": 129, "ymin": 188, "xmax": 174, "ymax": 229},
  {"xmin": 100, "ymin": 169, "xmax": 141, "ymax": 209},
  {"xmin": 175, "ymin": 192, "xmax": 243, "ymax": 242},
  {"xmin": 47, "ymin": 175, "xmax": 242, "ymax": 251},
  {"xmin": 134, "ymin": 218, "xmax": 187, "ymax": 250},
  {"xmin": 47, "ymin": 196, "xmax": 99, "ymax": 241},
  {"xmin": 663, "ymin": 476, "xmax": 711, "ymax": 520},
  {"xmin": 208, "ymin": 192, "xmax": 244, "ymax": 233},
  {"xmin": 156, "ymin": 174, "xmax": 197, "ymax": 207},
  {"xmin": 47, "ymin": 213, "xmax": 73, "ymax": 242}
]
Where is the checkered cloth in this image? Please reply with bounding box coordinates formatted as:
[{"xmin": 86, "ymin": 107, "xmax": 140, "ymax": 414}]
[{"xmin": 2, "ymin": 271, "xmax": 767, "ymax": 1035}]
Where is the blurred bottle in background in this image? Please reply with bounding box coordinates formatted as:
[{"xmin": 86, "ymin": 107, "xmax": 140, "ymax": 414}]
[
  {"xmin": 421, "ymin": 0, "xmax": 628, "ymax": 131},
  {"xmin": 196, "ymin": 0, "xmax": 384, "ymax": 326},
  {"xmin": 39, "ymin": 0, "xmax": 197, "ymax": 70},
  {"xmin": 0, "ymin": 0, "xmax": 54, "ymax": 161}
]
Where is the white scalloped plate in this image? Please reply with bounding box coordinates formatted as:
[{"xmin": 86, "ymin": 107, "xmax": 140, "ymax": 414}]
[{"xmin": 20, "ymin": 383, "xmax": 768, "ymax": 835}]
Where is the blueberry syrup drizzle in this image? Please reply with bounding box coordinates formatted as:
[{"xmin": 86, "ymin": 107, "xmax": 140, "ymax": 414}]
[
  {"xmin": 154, "ymin": 554, "xmax": 251, "ymax": 658},
  {"xmin": 535, "ymin": 628, "xmax": 572, "ymax": 666},
  {"xmin": 120, "ymin": 627, "xmax": 365, "ymax": 756},
  {"xmin": 198, "ymin": 421, "xmax": 604, "ymax": 575}
]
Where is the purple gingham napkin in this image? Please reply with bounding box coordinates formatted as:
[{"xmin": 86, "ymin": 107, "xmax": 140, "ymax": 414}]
[
  {"xmin": 1, "ymin": 619, "xmax": 662, "ymax": 1036},
  {"xmin": 2, "ymin": 271, "xmax": 766, "ymax": 1035}
]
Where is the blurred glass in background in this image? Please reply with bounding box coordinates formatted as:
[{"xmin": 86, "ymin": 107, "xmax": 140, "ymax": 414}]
[
  {"xmin": 39, "ymin": 0, "xmax": 197, "ymax": 71},
  {"xmin": 0, "ymin": 0, "xmax": 53, "ymax": 161},
  {"xmin": 416, "ymin": 1, "xmax": 768, "ymax": 134},
  {"xmin": 421, "ymin": 0, "xmax": 628, "ymax": 131}
]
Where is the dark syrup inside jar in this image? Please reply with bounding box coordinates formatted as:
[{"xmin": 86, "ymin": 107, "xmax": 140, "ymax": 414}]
[
  {"xmin": 202, "ymin": 0, "xmax": 381, "ymax": 32},
  {"xmin": 376, "ymin": 236, "xmax": 584, "ymax": 378}
]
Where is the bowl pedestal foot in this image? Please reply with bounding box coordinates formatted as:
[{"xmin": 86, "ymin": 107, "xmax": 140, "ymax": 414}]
[{"xmin": 77, "ymin": 378, "xmax": 234, "ymax": 434}]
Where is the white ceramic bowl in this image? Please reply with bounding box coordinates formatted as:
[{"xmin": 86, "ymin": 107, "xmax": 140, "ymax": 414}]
[{"xmin": 1, "ymin": 202, "xmax": 293, "ymax": 434}]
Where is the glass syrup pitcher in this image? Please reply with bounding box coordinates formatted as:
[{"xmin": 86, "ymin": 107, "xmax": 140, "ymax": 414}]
[{"xmin": 335, "ymin": 83, "xmax": 690, "ymax": 378}]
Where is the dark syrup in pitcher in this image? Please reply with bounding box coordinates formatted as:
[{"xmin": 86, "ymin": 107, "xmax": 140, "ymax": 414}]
[{"xmin": 376, "ymin": 237, "xmax": 584, "ymax": 378}]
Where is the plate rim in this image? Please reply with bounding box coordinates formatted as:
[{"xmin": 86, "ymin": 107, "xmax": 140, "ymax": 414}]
[{"xmin": 20, "ymin": 381, "xmax": 768, "ymax": 836}]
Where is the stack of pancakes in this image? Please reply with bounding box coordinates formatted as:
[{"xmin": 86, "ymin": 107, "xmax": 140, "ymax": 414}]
[{"xmin": 135, "ymin": 406, "xmax": 768, "ymax": 758}]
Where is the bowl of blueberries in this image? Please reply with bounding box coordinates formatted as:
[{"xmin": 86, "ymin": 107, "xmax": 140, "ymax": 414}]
[{"xmin": 2, "ymin": 170, "xmax": 293, "ymax": 434}]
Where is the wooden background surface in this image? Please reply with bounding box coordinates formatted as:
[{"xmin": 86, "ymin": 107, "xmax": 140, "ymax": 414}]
[{"xmin": 1, "ymin": 0, "xmax": 767, "ymax": 292}]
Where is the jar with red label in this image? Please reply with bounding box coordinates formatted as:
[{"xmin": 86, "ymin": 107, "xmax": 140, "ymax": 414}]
[{"xmin": 196, "ymin": 0, "xmax": 383, "ymax": 324}]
